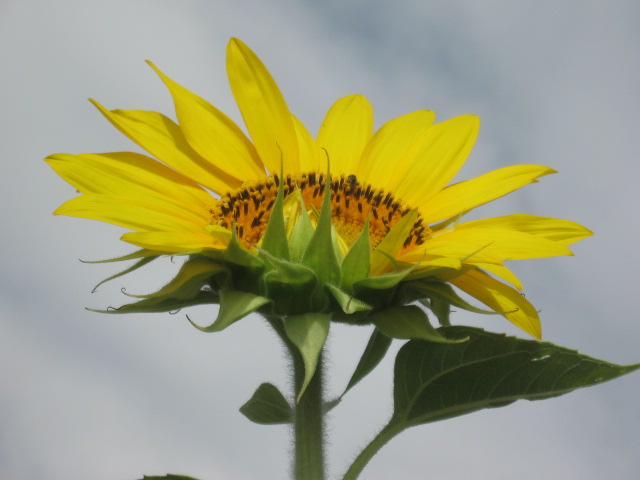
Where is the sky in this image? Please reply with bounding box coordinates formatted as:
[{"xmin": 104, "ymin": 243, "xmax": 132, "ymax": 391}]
[{"xmin": 1, "ymin": 1, "xmax": 639, "ymax": 479}]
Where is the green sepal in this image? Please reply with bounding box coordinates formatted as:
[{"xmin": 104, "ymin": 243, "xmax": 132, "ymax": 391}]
[
  {"xmin": 260, "ymin": 252, "xmax": 318, "ymax": 315},
  {"xmin": 81, "ymin": 248, "xmax": 160, "ymax": 264},
  {"xmin": 217, "ymin": 229, "xmax": 264, "ymax": 293},
  {"xmin": 138, "ymin": 475, "xmax": 202, "ymax": 480},
  {"xmin": 122, "ymin": 257, "xmax": 228, "ymax": 299},
  {"xmin": 219, "ymin": 229, "xmax": 264, "ymax": 271},
  {"xmin": 288, "ymin": 189, "xmax": 315, "ymax": 263},
  {"xmin": 302, "ymin": 174, "xmax": 340, "ymax": 288},
  {"xmin": 341, "ymin": 327, "xmax": 393, "ymax": 397},
  {"xmin": 370, "ymin": 209, "xmax": 419, "ymax": 274},
  {"xmin": 188, "ymin": 289, "xmax": 270, "ymax": 332},
  {"xmin": 422, "ymin": 297, "xmax": 452, "ymax": 327},
  {"xmin": 340, "ymin": 218, "xmax": 371, "ymax": 290},
  {"xmin": 350, "ymin": 265, "xmax": 415, "ymax": 310},
  {"xmin": 284, "ymin": 312, "xmax": 330, "ymax": 401},
  {"xmin": 326, "ymin": 284, "xmax": 372, "ymax": 315},
  {"xmin": 239, "ymin": 382, "xmax": 293, "ymax": 425},
  {"xmin": 260, "ymin": 166, "xmax": 290, "ymax": 261},
  {"xmin": 89, "ymin": 290, "xmax": 217, "ymax": 314},
  {"xmin": 391, "ymin": 327, "xmax": 640, "ymax": 427},
  {"xmin": 409, "ymin": 280, "xmax": 498, "ymax": 315},
  {"xmin": 91, "ymin": 255, "xmax": 159, "ymax": 292},
  {"xmin": 371, "ymin": 305, "xmax": 467, "ymax": 344}
]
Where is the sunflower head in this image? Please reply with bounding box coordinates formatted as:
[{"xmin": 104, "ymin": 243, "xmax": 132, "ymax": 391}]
[{"xmin": 46, "ymin": 37, "xmax": 591, "ymax": 343}]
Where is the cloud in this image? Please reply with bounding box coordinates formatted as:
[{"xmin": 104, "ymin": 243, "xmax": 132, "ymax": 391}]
[{"xmin": 1, "ymin": 1, "xmax": 638, "ymax": 479}]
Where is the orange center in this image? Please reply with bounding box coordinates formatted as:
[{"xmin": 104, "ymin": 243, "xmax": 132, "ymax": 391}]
[{"xmin": 211, "ymin": 173, "xmax": 429, "ymax": 249}]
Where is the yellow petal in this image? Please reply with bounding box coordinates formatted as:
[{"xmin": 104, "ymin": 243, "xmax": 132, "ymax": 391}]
[
  {"xmin": 411, "ymin": 236, "xmax": 503, "ymax": 264},
  {"xmin": 54, "ymin": 194, "xmax": 207, "ymax": 232},
  {"xmin": 450, "ymin": 269, "xmax": 541, "ymax": 338},
  {"xmin": 292, "ymin": 114, "xmax": 320, "ymax": 172},
  {"xmin": 226, "ymin": 38, "xmax": 299, "ymax": 175},
  {"xmin": 147, "ymin": 61, "xmax": 265, "ymax": 182},
  {"xmin": 392, "ymin": 114, "xmax": 480, "ymax": 207},
  {"xmin": 122, "ymin": 229, "xmax": 226, "ymax": 253},
  {"xmin": 90, "ymin": 100, "xmax": 240, "ymax": 194},
  {"xmin": 455, "ymin": 215, "xmax": 593, "ymax": 246},
  {"xmin": 429, "ymin": 226, "xmax": 573, "ymax": 261},
  {"xmin": 357, "ymin": 110, "xmax": 436, "ymax": 189},
  {"xmin": 471, "ymin": 263, "xmax": 524, "ymax": 291},
  {"xmin": 422, "ymin": 165, "xmax": 557, "ymax": 224},
  {"xmin": 317, "ymin": 95, "xmax": 373, "ymax": 176},
  {"xmin": 45, "ymin": 152, "xmax": 213, "ymax": 208}
]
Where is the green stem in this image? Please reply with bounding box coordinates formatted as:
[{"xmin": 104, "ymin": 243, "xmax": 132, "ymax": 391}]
[
  {"xmin": 341, "ymin": 420, "xmax": 405, "ymax": 480},
  {"xmin": 265, "ymin": 316, "xmax": 326, "ymax": 480},
  {"xmin": 292, "ymin": 348, "xmax": 325, "ymax": 480}
]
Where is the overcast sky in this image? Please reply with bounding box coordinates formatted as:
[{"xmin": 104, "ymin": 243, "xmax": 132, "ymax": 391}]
[{"xmin": 1, "ymin": 1, "xmax": 639, "ymax": 479}]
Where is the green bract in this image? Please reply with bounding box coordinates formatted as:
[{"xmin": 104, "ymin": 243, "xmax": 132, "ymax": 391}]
[{"xmin": 93, "ymin": 173, "xmax": 482, "ymax": 397}]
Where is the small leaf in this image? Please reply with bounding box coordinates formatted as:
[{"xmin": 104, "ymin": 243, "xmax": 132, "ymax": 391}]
[
  {"xmin": 284, "ymin": 313, "xmax": 330, "ymax": 401},
  {"xmin": 371, "ymin": 305, "xmax": 466, "ymax": 344},
  {"xmin": 188, "ymin": 289, "xmax": 270, "ymax": 332},
  {"xmin": 341, "ymin": 327, "xmax": 393, "ymax": 397},
  {"xmin": 240, "ymin": 382, "xmax": 293, "ymax": 425},
  {"xmin": 392, "ymin": 327, "xmax": 640, "ymax": 428}
]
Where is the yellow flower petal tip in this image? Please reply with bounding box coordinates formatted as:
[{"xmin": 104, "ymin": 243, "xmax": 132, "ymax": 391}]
[{"xmin": 46, "ymin": 38, "xmax": 591, "ymax": 337}]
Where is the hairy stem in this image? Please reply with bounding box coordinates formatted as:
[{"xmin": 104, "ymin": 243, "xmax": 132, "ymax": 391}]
[{"xmin": 292, "ymin": 348, "xmax": 325, "ymax": 480}]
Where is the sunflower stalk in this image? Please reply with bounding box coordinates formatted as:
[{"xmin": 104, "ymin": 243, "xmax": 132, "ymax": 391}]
[{"xmin": 292, "ymin": 348, "xmax": 326, "ymax": 480}]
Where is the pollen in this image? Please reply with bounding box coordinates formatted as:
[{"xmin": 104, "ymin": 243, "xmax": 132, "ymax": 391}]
[{"xmin": 210, "ymin": 173, "xmax": 430, "ymax": 249}]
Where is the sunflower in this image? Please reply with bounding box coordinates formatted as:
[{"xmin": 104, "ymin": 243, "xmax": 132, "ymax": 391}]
[{"xmin": 46, "ymin": 38, "xmax": 591, "ymax": 340}]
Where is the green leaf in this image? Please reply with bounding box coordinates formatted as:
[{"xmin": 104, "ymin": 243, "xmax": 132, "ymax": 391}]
[
  {"xmin": 240, "ymin": 382, "xmax": 293, "ymax": 425},
  {"xmin": 340, "ymin": 219, "xmax": 371, "ymax": 290},
  {"xmin": 371, "ymin": 306, "xmax": 466, "ymax": 344},
  {"xmin": 284, "ymin": 313, "xmax": 330, "ymax": 401},
  {"xmin": 188, "ymin": 289, "xmax": 270, "ymax": 332},
  {"xmin": 139, "ymin": 475, "xmax": 201, "ymax": 480},
  {"xmin": 392, "ymin": 326, "xmax": 640, "ymax": 428},
  {"xmin": 341, "ymin": 327, "xmax": 393, "ymax": 397},
  {"xmin": 342, "ymin": 327, "xmax": 640, "ymax": 480}
]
